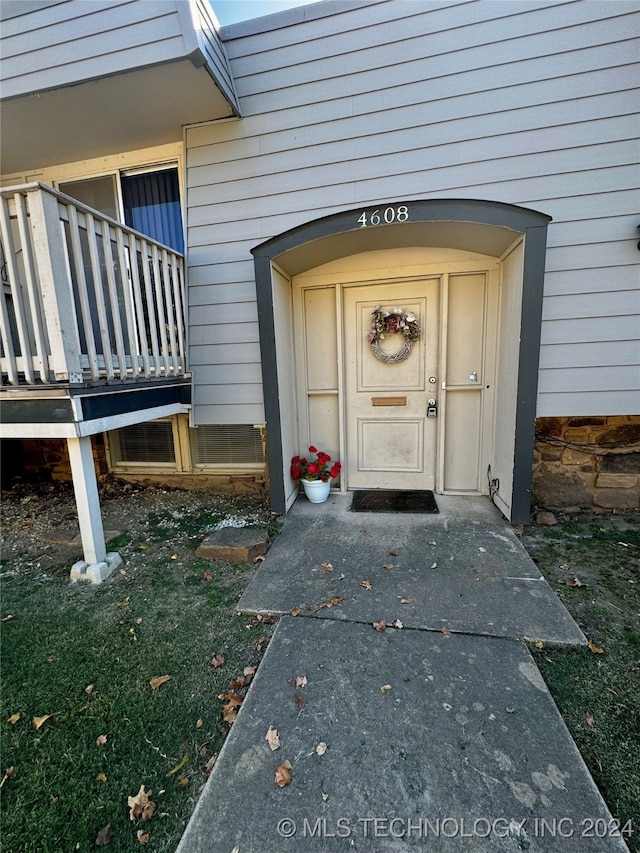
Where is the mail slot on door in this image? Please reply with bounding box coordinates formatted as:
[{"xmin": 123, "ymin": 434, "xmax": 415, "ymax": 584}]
[{"xmin": 427, "ymin": 398, "xmax": 438, "ymax": 417}]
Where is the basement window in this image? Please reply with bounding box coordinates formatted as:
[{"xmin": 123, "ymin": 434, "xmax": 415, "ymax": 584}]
[
  {"xmin": 106, "ymin": 418, "xmax": 264, "ymax": 472},
  {"xmin": 191, "ymin": 425, "xmax": 264, "ymax": 466},
  {"xmin": 109, "ymin": 420, "xmax": 176, "ymax": 467}
]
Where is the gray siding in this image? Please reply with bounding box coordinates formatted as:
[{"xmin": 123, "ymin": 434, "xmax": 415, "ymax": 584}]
[
  {"xmin": 1, "ymin": 0, "xmax": 239, "ymax": 113},
  {"xmin": 1, "ymin": 0, "xmax": 185, "ymax": 98},
  {"xmin": 193, "ymin": 0, "xmax": 239, "ymax": 114},
  {"xmin": 186, "ymin": 0, "xmax": 639, "ymax": 424}
]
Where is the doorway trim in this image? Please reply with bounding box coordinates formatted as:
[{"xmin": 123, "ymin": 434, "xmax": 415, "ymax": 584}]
[{"xmin": 251, "ymin": 199, "xmax": 551, "ymax": 523}]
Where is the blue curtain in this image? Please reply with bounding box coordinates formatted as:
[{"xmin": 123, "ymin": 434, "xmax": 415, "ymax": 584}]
[{"xmin": 121, "ymin": 169, "xmax": 184, "ymax": 254}]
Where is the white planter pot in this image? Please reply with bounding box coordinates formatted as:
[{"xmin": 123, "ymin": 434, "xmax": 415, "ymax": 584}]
[{"xmin": 301, "ymin": 478, "xmax": 331, "ymax": 503}]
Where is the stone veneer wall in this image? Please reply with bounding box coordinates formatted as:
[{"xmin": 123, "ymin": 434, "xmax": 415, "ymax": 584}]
[
  {"xmin": 533, "ymin": 416, "xmax": 640, "ymax": 510},
  {"xmin": 19, "ymin": 436, "xmax": 109, "ymax": 481}
]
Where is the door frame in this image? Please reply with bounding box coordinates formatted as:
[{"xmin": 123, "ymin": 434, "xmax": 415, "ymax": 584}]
[
  {"xmin": 292, "ymin": 259, "xmax": 500, "ymax": 496},
  {"xmin": 252, "ymin": 199, "xmax": 551, "ymax": 523}
]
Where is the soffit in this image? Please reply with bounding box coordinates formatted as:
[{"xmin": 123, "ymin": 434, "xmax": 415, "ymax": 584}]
[{"xmin": 1, "ymin": 60, "xmax": 234, "ymax": 174}]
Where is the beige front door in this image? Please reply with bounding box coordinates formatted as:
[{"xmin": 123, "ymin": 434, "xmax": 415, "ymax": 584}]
[{"xmin": 343, "ymin": 279, "xmax": 439, "ymax": 490}]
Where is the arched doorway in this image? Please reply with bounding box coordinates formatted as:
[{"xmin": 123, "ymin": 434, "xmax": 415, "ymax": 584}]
[{"xmin": 252, "ymin": 200, "xmax": 551, "ymax": 523}]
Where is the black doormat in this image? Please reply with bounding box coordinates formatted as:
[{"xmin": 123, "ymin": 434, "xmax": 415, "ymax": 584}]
[{"xmin": 350, "ymin": 490, "xmax": 439, "ymax": 514}]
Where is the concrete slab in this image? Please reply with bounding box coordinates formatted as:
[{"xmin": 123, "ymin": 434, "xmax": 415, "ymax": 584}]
[
  {"xmin": 237, "ymin": 495, "xmax": 586, "ymax": 645},
  {"xmin": 196, "ymin": 526, "xmax": 268, "ymax": 562},
  {"xmin": 177, "ymin": 617, "xmax": 628, "ymax": 852}
]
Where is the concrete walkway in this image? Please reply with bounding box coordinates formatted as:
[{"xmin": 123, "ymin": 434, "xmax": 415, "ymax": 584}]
[{"xmin": 177, "ymin": 495, "xmax": 629, "ymax": 852}]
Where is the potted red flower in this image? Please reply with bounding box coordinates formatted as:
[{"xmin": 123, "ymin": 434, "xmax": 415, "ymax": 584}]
[{"xmin": 291, "ymin": 446, "xmax": 341, "ymax": 503}]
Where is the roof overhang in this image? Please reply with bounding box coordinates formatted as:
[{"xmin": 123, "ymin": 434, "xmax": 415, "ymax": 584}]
[{"xmin": 1, "ymin": 58, "xmax": 236, "ymax": 174}]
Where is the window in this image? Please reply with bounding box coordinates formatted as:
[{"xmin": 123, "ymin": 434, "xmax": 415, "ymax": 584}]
[
  {"xmin": 106, "ymin": 417, "xmax": 265, "ymax": 472},
  {"xmin": 192, "ymin": 425, "xmax": 264, "ymax": 466},
  {"xmin": 57, "ymin": 166, "xmax": 184, "ymax": 253},
  {"xmin": 110, "ymin": 421, "xmax": 176, "ymax": 466}
]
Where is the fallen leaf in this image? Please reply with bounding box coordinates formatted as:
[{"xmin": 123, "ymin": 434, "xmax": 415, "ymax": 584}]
[
  {"xmin": 360, "ymin": 580, "xmax": 372, "ymax": 590},
  {"xmin": 96, "ymin": 734, "xmax": 108, "ymax": 746},
  {"xmin": 128, "ymin": 785, "xmax": 156, "ymax": 822},
  {"xmin": 244, "ymin": 665, "xmax": 257, "ymax": 678},
  {"xmin": 588, "ymin": 639, "xmax": 604, "ymax": 655},
  {"xmin": 430, "ymin": 562, "xmax": 438, "ymax": 569},
  {"xmin": 196, "ymin": 719, "xmax": 203, "ymax": 729},
  {"xmin": 135, "ymin": 617, "xmax": 143, "ymax": 624},
  {"xmin": 373, "ymin": 620, "xmax": 387, "ymax": 632},
  {"xmin": 170, "ymin": 554, "xmax": 178, "ymax": 560},
  {"xmin": 429, "ymin": 540, "xmax": 437, "ymax": 546},
  {"xmin": 289, "ymin": 608, "xmax": 301, "ymax": 617},
  {"xmin": 33, "ymin": 714, "xmax": 52, "ymax": 730},
  {"xmin": 506, "ymin": 707, "xmax": 516, "ymax": 714},
  {"xmin": 266, "ymin": 726, "xmax": 280, "ymax": 751},
  {"xmin": 585, "ymin": 712, "xmax": 595, "ymax": 728},
  {"xmin": 295, "ymin": 675, "xmax": 308, "ymax": 689},
  {"xmin": 149, "ymin": 675, "xmax": 171, "ymax": 690},
  {"xmin": 392, "ymin": 619, "xmax": 404, "ymax": 629},
  {"xmin": 383, "ymin": 563, "xmax": 394, "ymax": 570},
  {"xmin": 220, "ymin": 692, "xmax": 243, "ymax": 723},
  {"xmin": 564, "ymin": 577, "xmax": 584, "ymax": 587},
  {"xmin": 85, "ymin": 684, "xmax": 95, "ymax": 695},
  {"xmin": 203, "ymin": 754, "xmax": 217, "ymax": 774},
  {"xmin": 8, "ymin": 713, "xmax": 20, "ymax": 725},
  {"xmin": 203, "ymin": 572, "xmax": 213, "ymax": 581},
  {"xmin": 176, "ymin": 776, "xmax": 189, "ymax": 787},
  {"xmin": 321, "ymin": 562, "xmax": 333, "ymax": 573},
  {"xmin": 399, "ymin": 597, "xmax": 410, "ymax": 604},
  {"xmin": 440, "ymin": 627, "xmax": 451, "ymax": 636},
  {"xmin": 275, "ymin": 760, "xmax": 292, "ymax": 787},
  {"xmin": 253, "ymin": 554, "xmax": 265, "ymax": 563},
  {"xmin": 139, "ymin": 544, "xmax": 148, "ymax": 550},
  {"xmin": 380, "ymin": 684, "xmax": 392, "ymax": 693},
  {"xmin": 95, "ymin": 823, "xmax": 113, "ymax": 847},
  {"xmin": 229, "ymin": 673, "xmax": 253, "ymax": 690},
  {"xmin": 256, "ymin": 636, "xmax": 267, "ymax": 652},
  {"xmin": 389, "ymin": 550, "xmax": 399, "ymax": 556},
  {"xmin": 315, "ymin": 742, "xmax": 327, "ymax": 756},
  {"xmin": 478, "ymin": 547, "xmax": 487, "ymax": 553},
  {"xmin": 166, "ymin": 754, "xmax": 189, "ymax": 777},
  {"xmin": 535, "ymin": 641, "xmax": 544, "ymax": 649},
  {"xmin": 295, "ymin": 693, "xmax": 307, "ymax": 710},
  {"xmin": 309, "ymin": 596, "xmax": 343, "ymax": 612},
  {"xmin": 322, "ymin": 792, "xmax": 329, "ymax": 801},
  {"xmin": 210, "ymin": 654, "xmax": 225, "ymax": 668},
  {"xmin": 96, "ymin": 772, "xmax": 107, "ymax": 782},
  {"xmin": 116, "ymin": 597, "xmax": 130, "ymax": 608},
  {"xmin": 136, "ymin": 830, "xmax": 151, "ymax": 844},
  {"xmin": 0, "ymin": 767, "xmax": 16, "ymax": 788}
]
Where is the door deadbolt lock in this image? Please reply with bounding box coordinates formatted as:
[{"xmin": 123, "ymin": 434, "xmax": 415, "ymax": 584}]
[{"xmin": 427, "ymin": 398, "xmax": 438, "ymax": 417}]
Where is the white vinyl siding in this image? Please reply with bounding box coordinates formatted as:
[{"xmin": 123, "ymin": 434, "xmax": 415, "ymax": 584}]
[{"xmin": 185, "ymin": 0, "xmax": 639, "ymax": 424}]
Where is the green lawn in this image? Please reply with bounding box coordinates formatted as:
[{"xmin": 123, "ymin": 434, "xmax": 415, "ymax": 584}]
[{"xmin": 1, "ymin": 486, "xmax": 278, "ymax": 852}]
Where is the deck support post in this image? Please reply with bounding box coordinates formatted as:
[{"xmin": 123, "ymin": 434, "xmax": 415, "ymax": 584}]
[{"xmin": 67, "ymin": 435, "xmax": 121, "ymax": 584}]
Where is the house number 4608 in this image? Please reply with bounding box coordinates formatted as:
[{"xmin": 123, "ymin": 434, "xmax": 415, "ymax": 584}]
[{"xmin": 357, "ymin": 205, "xmax": 409, "ymax": 228}]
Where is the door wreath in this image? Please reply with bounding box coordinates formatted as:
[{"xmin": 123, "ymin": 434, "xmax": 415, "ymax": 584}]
[{"xmin": 368, "ymin": 306, "xmax": 420, "ymax": 363}]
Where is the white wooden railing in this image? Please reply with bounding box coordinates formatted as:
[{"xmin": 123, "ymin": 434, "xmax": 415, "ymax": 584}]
[{"xmin": 0, "ymin": 183, "xmax": 187, "ymax": 386}]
